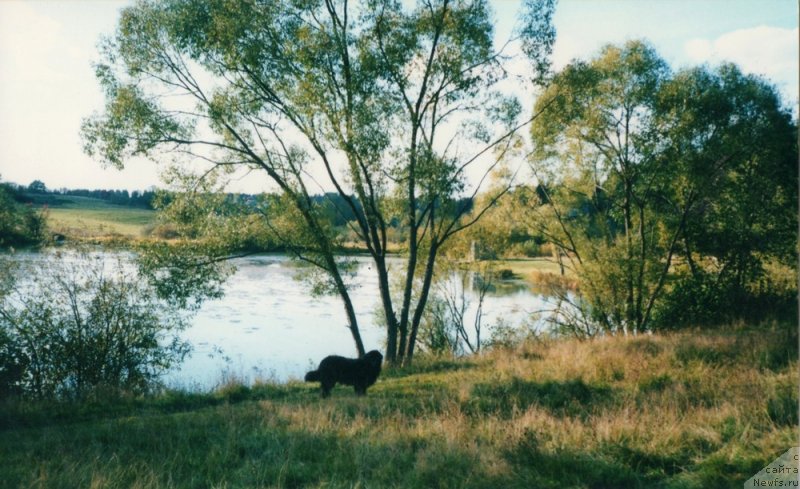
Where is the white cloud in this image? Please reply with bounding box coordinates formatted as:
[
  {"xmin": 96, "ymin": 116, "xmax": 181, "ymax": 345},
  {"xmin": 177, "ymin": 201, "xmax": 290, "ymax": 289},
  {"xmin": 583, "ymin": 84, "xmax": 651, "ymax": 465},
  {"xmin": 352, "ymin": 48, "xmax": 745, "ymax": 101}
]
[{"xmin": 684, "ymin": 26, "xmax": 799, "ymax": 103}]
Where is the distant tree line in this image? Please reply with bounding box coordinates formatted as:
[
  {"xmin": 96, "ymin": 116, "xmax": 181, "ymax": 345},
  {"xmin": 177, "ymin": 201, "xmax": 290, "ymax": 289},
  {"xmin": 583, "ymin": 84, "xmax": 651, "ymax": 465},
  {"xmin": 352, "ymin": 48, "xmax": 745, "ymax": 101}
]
[
  {"xmin": 16, "ymin": 179, "xmax": 158, "ymax": 209},
  {"xmin": 14, "ymin": 180, "xmax": 467, "ymax": 227},
  {"xmin": 56, "ymin": 188, "xmax": 157, "ymax": 209}
]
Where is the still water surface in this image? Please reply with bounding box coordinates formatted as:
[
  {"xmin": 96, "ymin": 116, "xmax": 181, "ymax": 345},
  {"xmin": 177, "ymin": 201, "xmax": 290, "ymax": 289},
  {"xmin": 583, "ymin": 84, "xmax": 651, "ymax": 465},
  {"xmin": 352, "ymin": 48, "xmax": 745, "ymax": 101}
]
[{"xmin": 167, "ymin": 254, "xmax": 556, "ymax": 389}]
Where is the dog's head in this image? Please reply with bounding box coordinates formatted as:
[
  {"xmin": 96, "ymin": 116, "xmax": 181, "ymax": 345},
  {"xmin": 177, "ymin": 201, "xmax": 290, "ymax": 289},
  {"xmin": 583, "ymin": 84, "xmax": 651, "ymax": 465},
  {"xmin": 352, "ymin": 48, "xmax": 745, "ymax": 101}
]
[{"xmin": 363, "ymin": 350, "xmax": 383, "ymax": 368}]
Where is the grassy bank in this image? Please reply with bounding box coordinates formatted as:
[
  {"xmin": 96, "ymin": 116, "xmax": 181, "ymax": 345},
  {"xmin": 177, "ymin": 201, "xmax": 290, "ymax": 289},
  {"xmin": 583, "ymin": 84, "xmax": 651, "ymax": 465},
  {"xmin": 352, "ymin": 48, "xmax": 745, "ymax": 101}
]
[
  {"xmin": 492, "ymin": 257, "xmax": 564, "ymax": 276},
  {"xmin": 1, "ymin": 323, "xmax": 796, "ymax": 488},
  {"xmin": 484, "ymin": 257, "xmax": 578, "ymax": 290}
]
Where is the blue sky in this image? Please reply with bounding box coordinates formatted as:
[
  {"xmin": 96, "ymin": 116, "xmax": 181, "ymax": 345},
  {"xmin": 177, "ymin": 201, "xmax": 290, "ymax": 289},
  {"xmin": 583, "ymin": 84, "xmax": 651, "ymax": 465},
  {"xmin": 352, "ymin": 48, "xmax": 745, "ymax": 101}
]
[{"xmin": 0, "ymin": 0, "xmax": 796, "ymax": 192}]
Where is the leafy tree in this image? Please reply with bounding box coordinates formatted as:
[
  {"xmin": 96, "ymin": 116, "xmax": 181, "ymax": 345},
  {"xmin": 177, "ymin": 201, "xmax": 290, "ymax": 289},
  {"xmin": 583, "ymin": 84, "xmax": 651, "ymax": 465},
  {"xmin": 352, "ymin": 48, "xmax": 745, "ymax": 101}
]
[
  {"xmin": 26, "ymin": 180, "xmax": 47, "ymax": 194},
  {"xmin": 82, "ymin": 0, "xmax": 556, "ymax": 364},
  {"xmin": 650, "ymin": 64, "xmax": 798, "ymax": 325},
  {"xmin": 663, "ymin": 66, "xmax": 797, "ymax": 285},
  {"xmin": 0, "ymin": 178, "xmax": 47, "ymax": 248},
  {"xmin": 527, "ymin": 41, "xmax": 797, "ymax": 334},
  {"xmin": 446, "ymin": 182, "xmax": 547, "ymax": 260}
]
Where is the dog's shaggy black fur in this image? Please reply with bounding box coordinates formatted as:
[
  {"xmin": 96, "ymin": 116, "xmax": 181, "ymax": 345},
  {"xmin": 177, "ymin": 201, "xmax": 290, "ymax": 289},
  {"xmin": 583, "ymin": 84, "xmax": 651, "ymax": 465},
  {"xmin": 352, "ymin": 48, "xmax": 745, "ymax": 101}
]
[{"xmin": 304, "ymin": 350, "xmax": 383, "ymax": 397}]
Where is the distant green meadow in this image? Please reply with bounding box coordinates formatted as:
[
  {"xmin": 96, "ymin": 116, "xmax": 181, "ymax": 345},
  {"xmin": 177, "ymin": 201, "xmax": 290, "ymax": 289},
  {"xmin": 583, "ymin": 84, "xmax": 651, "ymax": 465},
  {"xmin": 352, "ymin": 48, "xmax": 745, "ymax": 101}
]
[{"xmin": 39, "ymin": 195, "xmax": 155, "ymax": 239}]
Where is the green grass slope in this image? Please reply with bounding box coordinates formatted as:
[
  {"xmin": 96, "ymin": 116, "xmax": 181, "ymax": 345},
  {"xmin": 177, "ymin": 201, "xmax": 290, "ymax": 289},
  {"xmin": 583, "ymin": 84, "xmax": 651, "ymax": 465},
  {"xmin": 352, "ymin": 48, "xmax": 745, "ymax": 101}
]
[
  {"xmin": 32, "ymin": 194, "xmax": 155, "ymax": 239},
  {"xmin": 1, "ymin": 324, "xmax": 796, "ymax": 488}
]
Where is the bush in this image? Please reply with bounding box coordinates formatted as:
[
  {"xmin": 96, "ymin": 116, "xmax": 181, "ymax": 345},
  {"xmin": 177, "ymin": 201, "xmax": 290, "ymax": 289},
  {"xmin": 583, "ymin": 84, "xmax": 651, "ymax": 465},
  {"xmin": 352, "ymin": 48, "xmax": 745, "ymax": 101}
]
[
  {"xmin": 0, "ymin": 250, "xmax": 190, "ymax": 399},
  {"xmin": 0, "ymin": 183, "xmax": 47, "ymax": 248},
  {"xmin": 652, "ymin": 268, "xmax": 797, "ymax": 330},
  {"xmin": 486, "ymin": 317, "xmax": 539, "ymax": 350}
]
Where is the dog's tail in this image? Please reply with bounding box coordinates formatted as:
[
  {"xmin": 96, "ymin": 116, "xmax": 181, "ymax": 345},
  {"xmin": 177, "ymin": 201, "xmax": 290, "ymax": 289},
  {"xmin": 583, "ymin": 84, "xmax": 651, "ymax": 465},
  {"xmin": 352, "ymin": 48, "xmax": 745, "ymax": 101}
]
[{"xmin": 304, "ymin": 370, "xmax": 320, "ymax": 382}]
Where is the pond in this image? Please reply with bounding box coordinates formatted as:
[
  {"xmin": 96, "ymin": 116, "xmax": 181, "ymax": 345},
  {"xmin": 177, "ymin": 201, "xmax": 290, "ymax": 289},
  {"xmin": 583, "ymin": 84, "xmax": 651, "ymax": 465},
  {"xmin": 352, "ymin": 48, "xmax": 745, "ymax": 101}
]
[
  {"xmin": 5, "ymin": 251, "xmax": 561, "ymax": 390},
  {"xmin": 167, "ymin": 254, "xmax": 561, "ymax": 389}
]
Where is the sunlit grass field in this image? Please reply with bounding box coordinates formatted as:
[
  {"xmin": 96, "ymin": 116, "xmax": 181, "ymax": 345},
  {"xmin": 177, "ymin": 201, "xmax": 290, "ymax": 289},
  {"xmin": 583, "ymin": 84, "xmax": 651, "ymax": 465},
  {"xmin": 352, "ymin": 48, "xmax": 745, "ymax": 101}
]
[
  {"xmin": 1, "ymin": 323, "xmax": 795, "ymax": 488},
  {"xmin": 40, "ymin": 195, "xmax": 155, "ymax": 238}
]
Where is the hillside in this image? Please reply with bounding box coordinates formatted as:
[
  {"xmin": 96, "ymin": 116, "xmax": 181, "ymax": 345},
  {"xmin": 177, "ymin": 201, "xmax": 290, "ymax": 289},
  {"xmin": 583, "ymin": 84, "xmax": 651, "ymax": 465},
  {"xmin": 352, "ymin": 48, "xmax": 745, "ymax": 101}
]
[
  {"xmin": 1, "ymin": 324, "xmax": 795, "ymax": 488},
  {"xmin": 28, "ymin": 194, "xmax": 156, "ymax": 239}
]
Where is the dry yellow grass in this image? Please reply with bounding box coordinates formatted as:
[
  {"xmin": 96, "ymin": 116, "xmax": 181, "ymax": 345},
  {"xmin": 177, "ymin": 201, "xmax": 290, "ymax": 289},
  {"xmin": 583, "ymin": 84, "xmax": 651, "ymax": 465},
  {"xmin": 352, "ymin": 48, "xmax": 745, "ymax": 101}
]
[{"xmin": 1, "ymin": 324, "xmax": 796, "ymax": 488}]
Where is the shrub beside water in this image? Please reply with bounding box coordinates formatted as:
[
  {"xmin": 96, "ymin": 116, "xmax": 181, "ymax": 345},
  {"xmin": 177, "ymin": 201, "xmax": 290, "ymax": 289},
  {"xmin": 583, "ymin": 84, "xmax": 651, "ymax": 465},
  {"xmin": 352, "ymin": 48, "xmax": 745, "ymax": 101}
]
[{"xmin": 0, "ymin": 251, "xmax": 190, "ymax": 399}]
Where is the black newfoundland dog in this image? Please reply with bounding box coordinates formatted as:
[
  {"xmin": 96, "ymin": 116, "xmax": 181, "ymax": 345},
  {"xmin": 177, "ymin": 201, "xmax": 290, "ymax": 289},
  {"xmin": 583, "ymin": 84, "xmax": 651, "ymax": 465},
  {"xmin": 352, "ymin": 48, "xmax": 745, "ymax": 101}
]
[{"xmin": 304, "ymin": 350, "xmax": 383, "ymax": 398}]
